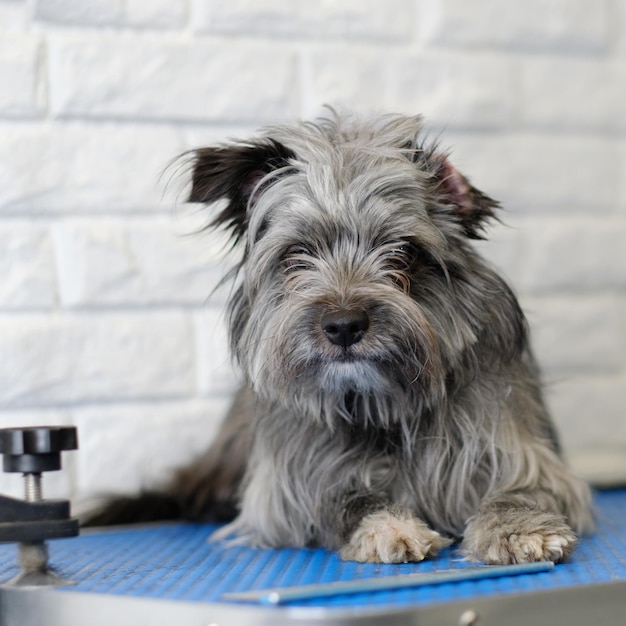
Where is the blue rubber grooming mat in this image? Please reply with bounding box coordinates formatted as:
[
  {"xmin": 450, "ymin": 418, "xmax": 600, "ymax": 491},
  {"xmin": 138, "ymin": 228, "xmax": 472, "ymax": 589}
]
[{"xmin": 1, "ymin": 489, "xmax": 625, "ymax": 612}]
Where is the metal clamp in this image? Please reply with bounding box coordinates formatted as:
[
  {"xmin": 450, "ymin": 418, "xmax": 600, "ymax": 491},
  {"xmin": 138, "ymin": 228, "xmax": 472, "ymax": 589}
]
[{"xmin": 0, "ymin": 426, "xmax": 79, "ymax": 587}]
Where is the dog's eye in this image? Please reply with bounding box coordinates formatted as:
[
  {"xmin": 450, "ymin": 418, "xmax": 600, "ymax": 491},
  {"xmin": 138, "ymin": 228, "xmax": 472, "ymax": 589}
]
[
  {"xmin": 285, "ymin": 244, "xmax": 311, "ymax": 256},
  {"xmin": 384, "ymin": 243, "xmax": 418, "ymax": 271},
  {"xmin": 382, "ymin": 243, "xmax": 419, "ymax": 293},
  {"xmin": 282, "ymin": 244, "xmax": 314, "ymax": 272}
]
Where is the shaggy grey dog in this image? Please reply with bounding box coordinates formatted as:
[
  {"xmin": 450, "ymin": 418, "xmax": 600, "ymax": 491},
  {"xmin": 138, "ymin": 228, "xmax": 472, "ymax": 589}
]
[{"xmin": 91, "ymin": 112, "xmax": 593, "ymax": 565}]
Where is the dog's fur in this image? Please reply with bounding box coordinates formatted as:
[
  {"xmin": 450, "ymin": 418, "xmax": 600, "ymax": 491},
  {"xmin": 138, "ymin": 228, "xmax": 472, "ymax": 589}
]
[{"xmin": 89, "ymin": 112, "xmax": 593, "ymax": 564}]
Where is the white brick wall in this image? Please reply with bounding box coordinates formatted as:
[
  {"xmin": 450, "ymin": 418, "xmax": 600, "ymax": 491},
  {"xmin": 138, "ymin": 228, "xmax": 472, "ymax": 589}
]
[
  {"xmin": 0, "ymin": 0, "xmax": 625, "ymax": 505},
  {"xmin": 419, "ymin": 0, "xmax": 611, "ymax": 52}
]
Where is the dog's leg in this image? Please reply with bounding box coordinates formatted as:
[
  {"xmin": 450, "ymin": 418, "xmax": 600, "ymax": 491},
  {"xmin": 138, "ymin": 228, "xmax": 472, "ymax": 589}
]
[
  {"xmin": 219, "ymin": 417, "xmax": 452, "ymax": 563},
  {"xmin": 461, "ymin": 492, "xmax": 579, "ymax": 564},
  {"xmin": 340, "ymin": 506, "xmax": 452, "ymax": 564}
]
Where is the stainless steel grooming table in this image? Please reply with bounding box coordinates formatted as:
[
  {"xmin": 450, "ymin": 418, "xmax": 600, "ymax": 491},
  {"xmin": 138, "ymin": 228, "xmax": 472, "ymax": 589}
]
[{"xmin": 1, "ymin": 489, "xmax": 625, "ymax": 626}]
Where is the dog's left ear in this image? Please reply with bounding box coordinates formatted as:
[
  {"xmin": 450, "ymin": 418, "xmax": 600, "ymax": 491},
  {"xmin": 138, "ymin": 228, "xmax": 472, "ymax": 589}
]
[
  {"xmin": 188, "ymin": 139, "xmax": 295, "ymax": 242},
  {"xmin": 428, "ymin": 156, "xmax": 499, "ymax": 240}
]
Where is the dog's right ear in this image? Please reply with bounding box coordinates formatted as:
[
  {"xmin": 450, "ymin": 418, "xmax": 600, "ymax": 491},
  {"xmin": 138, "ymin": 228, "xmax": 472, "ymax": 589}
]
[{"xmin": 188, "ymin": 139, "xmax": 295, "ymax": 242}]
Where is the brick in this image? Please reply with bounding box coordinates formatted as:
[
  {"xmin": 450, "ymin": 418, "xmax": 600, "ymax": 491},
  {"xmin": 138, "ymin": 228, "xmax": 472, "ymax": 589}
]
[
  {"xmin": 0, "ymin": 2, "xmax": 28, "ymax": 31},
  {"xmin": 0, "ymin": 34, "xmax": 45, "ymax": 118},
  {"xmin": 125, "ymin": 0, "xmax": 187, "ymax": 29},
  {"xmin": 522, "ymin": 296, "xmax": 624, "ymax": 374},
  {"xmin": 516, "ymin": 219, "xmax": 626, "ymax": 293},
  {"xmin": 48, "ymin": 34, "xmax": 297, "ymax": 123},
  {"xmin": 0, "ymin": 312, "xmax": 194, "ymax": 408},
  {"xmin": 520, "ymin": 59, "xmax": 625, "ymax": 132},
  {"xmin": 450, "ymin": 134, "xmax": 618, "ymax": 213},
  {"xmin": 621, "ymin": 296, "xmax": 626, "ymax": 341},
  {"xmin": 192, "ymin": 0, "xmax": 299, "ymax": 36},
  {"xmin": 547, "ymin": 375, "xmax": 626, "ymax": 454},
  {"xmin": 308, "ymin": 0, "xmax": 413, "ymax": 41},
  {"xmin": 194, "ymin": 309, "xmax": 240, "ymax": 397},
  {"xmin": 620, "ymin": 142, "xmax": 626, "ymax": 210},
  {"xmin": 420, "ymin": 0, "xmax": 610, "ymax": 53},
  {"xmin": 0, "ymin": 410, "xmax": 74, "ymax": 500},
  {"xmin": 390, "ymin": 53, "xmax": 515, "ymax": 130},
  {"xmin": 509, "ymin": 136, "xmax": 618, "ymax": 212},
  {"xmin": 0, "ymin": 223, "xmax": 57, "ymax": 309},
  {"xmin": 71, "ymin": 399, "xmax": 231, "ymax": 497},
  {"xmin": 192, "ymin": 0, "xmax": 413, "ymax": 41},
  {"xmin": 32, "ymin": 0, "xmax": 123, "ymax": 26},
  {"xmin": 547, "ymin": 371, "xmax": 626, "ymax": 484},
  {"xmin": 181, "ymin": 125, "xmax": 260, "ymax": 153},
  {"xmin": 304, "ymin": 48, "xmax": 390, "ymax": 116},
  {"xmin": 193, "ymin": 0, "xmax": 300, "ymax": 36},
  {"xmin": 53, "ymin": 218, "xmax": 224, "ymax": 306},
  {"xmin": 0, "ymin": 123, "xmax": 182, "ymax": 212},
  {"xmin": 616, "ymin": 0, "xmax": 626, "ymax": 56},
  {"xmin": 140, "ymin": 399, "xmax": 232, "ymax": 483}
]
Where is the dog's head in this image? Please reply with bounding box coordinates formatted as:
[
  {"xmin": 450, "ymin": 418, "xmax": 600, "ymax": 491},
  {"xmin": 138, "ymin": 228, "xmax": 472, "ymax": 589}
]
[{"xmin": 188, "ymin": 113, "xmax": 525, "ymax": 423}]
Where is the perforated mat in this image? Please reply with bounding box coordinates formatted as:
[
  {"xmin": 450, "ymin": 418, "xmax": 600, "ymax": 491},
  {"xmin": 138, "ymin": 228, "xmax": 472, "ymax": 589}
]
[{"xmin": 1, "ymin": 489, "xmax": 625, "ymax": 611}]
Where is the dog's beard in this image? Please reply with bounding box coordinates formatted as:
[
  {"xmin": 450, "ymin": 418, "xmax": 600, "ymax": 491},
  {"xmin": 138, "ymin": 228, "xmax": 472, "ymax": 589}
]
[{"xmin": 318, "ymin": 359, "xmax": 390, "ymax": 394}]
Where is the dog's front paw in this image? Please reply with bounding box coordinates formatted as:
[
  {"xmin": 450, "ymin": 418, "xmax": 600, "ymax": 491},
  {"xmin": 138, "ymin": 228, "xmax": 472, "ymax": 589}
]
[
  {"xmin": 462, "ymin": 507, "xmax": 577, "ymax": 564},
  {"xmin": 340, "ymin": 509, "xmax": 452, "ymax": 563}
]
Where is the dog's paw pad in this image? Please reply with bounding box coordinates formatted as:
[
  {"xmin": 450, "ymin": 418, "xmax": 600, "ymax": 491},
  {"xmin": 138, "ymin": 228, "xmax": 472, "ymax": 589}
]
[{"xmin": 340, "ymin": 509, "xmax": 452, "ymax": 564}]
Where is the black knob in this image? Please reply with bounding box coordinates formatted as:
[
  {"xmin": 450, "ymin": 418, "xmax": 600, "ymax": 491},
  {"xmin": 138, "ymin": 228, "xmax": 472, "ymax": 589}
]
[{"xmin": 0, "ymin": 427, "xmax": 78, "ymax": 473}]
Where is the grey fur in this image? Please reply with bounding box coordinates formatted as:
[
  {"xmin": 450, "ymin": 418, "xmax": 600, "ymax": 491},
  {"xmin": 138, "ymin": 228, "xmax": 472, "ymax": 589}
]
[{"xmin": 142, "ymin": 112, "xmax": 595, "ymax": 563}]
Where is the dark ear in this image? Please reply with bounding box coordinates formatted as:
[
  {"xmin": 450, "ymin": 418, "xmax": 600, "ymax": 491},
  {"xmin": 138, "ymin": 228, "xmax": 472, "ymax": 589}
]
[
  {"xmin": 188, "ymin": 139, "xmax": 296, "ymax": 242},
  {"xmin": 429, "ymin": 156, "xmax": 499, "ymax": 239}
]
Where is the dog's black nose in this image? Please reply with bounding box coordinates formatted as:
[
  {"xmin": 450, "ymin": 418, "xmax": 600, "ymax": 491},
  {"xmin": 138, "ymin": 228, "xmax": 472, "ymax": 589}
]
[{"xmin": 321, "ymin": 309, "xmax": 369, "ymax": 348}]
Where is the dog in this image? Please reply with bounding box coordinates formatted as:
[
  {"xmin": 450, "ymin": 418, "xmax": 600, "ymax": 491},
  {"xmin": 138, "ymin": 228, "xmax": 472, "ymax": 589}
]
[{"xmin": 89, "ymin": 111, "xmax": 593, "ymax": 565}]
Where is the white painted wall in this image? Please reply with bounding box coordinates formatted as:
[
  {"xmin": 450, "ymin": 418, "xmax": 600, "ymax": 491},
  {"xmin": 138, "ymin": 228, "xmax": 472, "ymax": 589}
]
[{"xmin": 0, "ymin": 0, "xmax": 625, "ymax": 504}]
